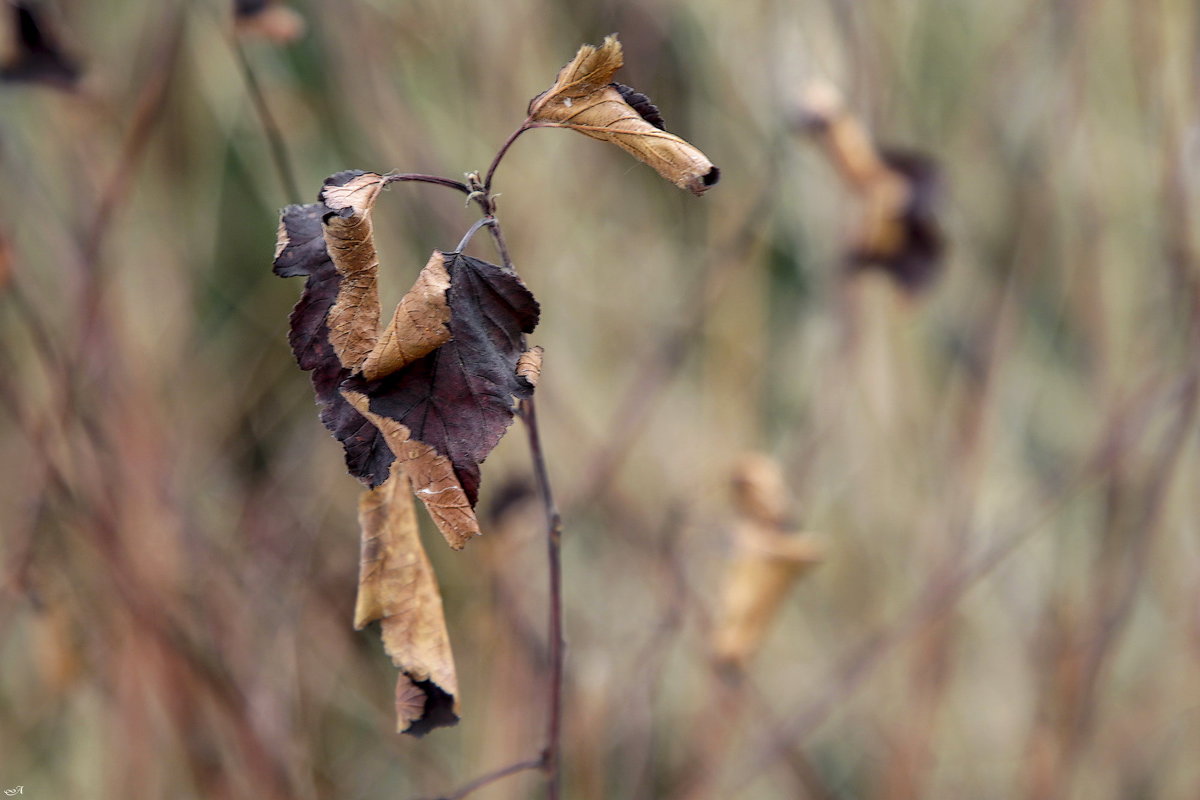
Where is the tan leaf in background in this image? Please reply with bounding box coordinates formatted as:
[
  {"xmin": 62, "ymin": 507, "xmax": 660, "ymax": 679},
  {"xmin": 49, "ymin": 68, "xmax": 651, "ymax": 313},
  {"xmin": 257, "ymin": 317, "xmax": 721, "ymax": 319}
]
[
  {"xmin": 796, "ymin": 81, "xmax": 945, "ymax": 291},
  {"xmin": 361, "ymin": 251, "xmax": 452, "ymax": 381},
  {"xmin": 712, "ymin": 454, "xmax": 824, "ymax": 669},
  {"xmin": 343, "ymin": 389, "xmax": 481, "ymax": 550},
  {"xmin": 355, "ymin": 466, "xmax": 459, "ymax": 735},
  {"xmin": 320, "ymin": 171, "xmax": 388, "ymax": 371},
  {"xmin": 529, "ymin": 35, "xmax": 719, "ymax": 196}
]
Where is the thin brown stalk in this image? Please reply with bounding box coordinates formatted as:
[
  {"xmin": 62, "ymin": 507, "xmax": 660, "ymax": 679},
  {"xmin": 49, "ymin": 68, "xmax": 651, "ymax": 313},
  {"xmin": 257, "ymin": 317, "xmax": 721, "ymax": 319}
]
[
  {"xmin": 229, "ymin": 34, "xmax": 302, "ymax": 202},
  {"xmin": 428, "ymin": 758, "xmax": 545, "ymax": 800}
]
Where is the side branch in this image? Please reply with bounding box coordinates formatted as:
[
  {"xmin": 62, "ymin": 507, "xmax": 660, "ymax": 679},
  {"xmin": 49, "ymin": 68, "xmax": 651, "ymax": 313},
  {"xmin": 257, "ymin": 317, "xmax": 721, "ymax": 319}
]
[{"xmin": 384, "ymin": 172, "xmax": 472, "ymax": 194}]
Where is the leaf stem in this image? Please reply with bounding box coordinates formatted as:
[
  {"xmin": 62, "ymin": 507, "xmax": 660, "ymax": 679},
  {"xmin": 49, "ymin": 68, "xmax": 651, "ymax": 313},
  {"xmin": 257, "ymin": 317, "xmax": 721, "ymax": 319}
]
[
  {"xmin": 453, "ymin": 217, "xmax": 496, "ymax": 253},
  {"xmin": 519, "ymin": 393, "xmax": 566, "ymax": 800},
  {"xmin": 428, "ymin": 758, "xmax": 545, "ymax": 800},
  {"xmin": 484, "ymin": 118, "xmax": 536, "ymax": 192},
  {"xmin": 384, "ymin": 173, "xmax": 472, "ymax": 194},
  {"xmin": 229, "ymin": 34, "xmax": 302, "ymax": 203}
]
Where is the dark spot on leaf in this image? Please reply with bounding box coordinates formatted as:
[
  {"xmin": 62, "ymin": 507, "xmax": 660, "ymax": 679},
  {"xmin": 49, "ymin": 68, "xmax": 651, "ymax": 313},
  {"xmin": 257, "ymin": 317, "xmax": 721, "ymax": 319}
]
[{"xmin": 611, "ymin": 82, "xmax": 666, "ymax": 130}]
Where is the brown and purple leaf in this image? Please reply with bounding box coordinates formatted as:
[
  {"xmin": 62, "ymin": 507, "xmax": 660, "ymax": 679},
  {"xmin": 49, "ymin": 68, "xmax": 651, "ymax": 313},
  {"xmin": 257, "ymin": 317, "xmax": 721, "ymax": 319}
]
[
  {"xmin": 343, "ymin": 250, "xmax": 540, "ymax": 541},
  {"xmin": 273, "ymin": 176, "xmax": 394, "ymax": 487},
  {"xmin": 848, "ymin": 148, "xmax": 945, "ymax": 292},
  {"xmin": 1, "ymin": 2, "xmax": 80, "ymax": 89}
]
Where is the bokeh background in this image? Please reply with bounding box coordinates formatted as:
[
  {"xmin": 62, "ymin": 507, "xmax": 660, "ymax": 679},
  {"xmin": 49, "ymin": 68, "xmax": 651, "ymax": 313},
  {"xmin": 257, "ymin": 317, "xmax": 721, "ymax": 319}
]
[{"xmin": 2, "ymin": 0, "xmax": 1199, "ymax": 798}]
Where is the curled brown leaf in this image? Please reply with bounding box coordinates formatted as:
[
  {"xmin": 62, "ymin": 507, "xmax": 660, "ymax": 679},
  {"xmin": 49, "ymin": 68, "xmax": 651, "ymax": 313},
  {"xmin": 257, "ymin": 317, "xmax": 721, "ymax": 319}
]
[
  {"xmin": 516, "ymin": 345, "xmax": 544, "ymax": 389},
  {"xmin": 321, "ymin": 171, "xmax": 388, "ymax": 371},
  {"xmin": 529, "ymin": 35, "xmax": 719, "ymax": 196},
  {"xmin": 797, "ymin": 82, "xmax": 945, "ymax": 292},
  {"xmin": 362, "ymin": 251, "xmax": 453, "ymax": 382},
  {"xmin": 355, "ymin": 466, "xmax": 459, "ymax": 735},
  {"xmin": 343, "ymin": 389, "xmax": 481, "ymax": 550},
  {"xmin": 712, "ymin": 454, "xmax": 824, "ymax": 669}
]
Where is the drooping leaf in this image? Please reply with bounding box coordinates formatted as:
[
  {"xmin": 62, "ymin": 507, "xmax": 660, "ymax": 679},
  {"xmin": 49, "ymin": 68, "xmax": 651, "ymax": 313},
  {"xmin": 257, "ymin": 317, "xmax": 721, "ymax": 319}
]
[
  {"xmin": 343, "ymin": 250, "xmax": 540, "ymax": 548},
  {"xmin": 797, "ymin": 82, "xmax": 945, "ymax": 292},
  {"xmin": 529, "ymin": 35, "xmax": 719, "ymax": 196},
  {"xmin": 274, "ymin": 191, "xmax": 394, "ymax": 487},
  {"xmin": 712, "ymin": 454, "xmax": 824, "ymax": 670},
  {"xmin": 234, "ymin": 0, "xmax": 305, "ymax": 43},
  {"xmin": 849, "ymin": 148, "xmax": 945, "ymax": 292},
  {"xmin": 343, "ymin": 389, "xmax": 481, "ymax": 551},
  {"xmin": 1, "ymin": 2, "xmax": 80, "ymax": 89},
  {"xmin": 355, "ymin": 466, "xmax": 459, "ymax": 735}
]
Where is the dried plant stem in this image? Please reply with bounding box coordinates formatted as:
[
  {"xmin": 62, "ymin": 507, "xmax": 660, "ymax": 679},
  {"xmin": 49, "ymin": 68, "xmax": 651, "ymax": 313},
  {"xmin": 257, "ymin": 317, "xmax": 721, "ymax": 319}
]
[
  {"xmin": 229, "ymin": 35, "xmax": 302, "ymax": 202},
  {"xmin": 385, "ymin": 172, "xmax": 471, "ymax": 194},
  {"xmin": 430, "ymin": 758, "xmax": 545, "ymax": 800},
  {"xmin": 406, "ymin": 163, "xmax": 564, "ymax": 798},
  {"xmin": 518, "ymin": 393, "xmax": 566, "ymax": 800}
]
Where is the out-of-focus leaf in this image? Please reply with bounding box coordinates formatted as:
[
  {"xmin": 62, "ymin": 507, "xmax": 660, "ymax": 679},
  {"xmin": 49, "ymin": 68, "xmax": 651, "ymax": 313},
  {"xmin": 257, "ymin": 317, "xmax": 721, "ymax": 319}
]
[
  {"xmin": 797, "ymin": 82, "xmax": 946, "ymax": 292},
  {"xmin": 712, "ymin": 454, "xmax": 824, "ymax": 669},
  {"xmin": 355, "ymin": 467, "xmax": 459, "ymax": 735},
  {"xmin": 529, "ymin": 35, "xmax": 719, "ymax": 196},
  {"xmin": 234, "ymin": 0, "xmax": 305, "ymax": 43},
  {"xmin": 1, "ymin": 2, "xmax": 80, "ymax": 89}
]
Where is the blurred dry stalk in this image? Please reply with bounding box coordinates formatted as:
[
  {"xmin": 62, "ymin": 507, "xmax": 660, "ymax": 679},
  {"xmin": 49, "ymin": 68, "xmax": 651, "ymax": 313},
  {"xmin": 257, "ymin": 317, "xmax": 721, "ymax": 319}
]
[{"xmin": 2, "ymin": 1, "xmax": 1200, "ymax": 799}]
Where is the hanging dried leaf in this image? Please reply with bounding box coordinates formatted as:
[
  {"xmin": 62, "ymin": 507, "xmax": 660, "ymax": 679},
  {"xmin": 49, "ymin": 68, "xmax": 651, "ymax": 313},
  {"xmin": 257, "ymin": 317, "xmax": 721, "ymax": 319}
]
[
  {"xmin": 320, "ymin": 171, "xmax": 389, "ymax": 372},
  {"xmin": 274, "ymin": 199, "xmax": 394, "ymax": 487},
  {"xmin": 234, "ymin": 0, "xmax": 305, "ymax": 44},
  {"xmin": 355, "ymin": 467, "xmax": 459, "ymax": 735},
  {"xmin": 361, "ymin": 251, "xmax": 453, "ymax": 382},
  {"xmin": 712, "ymin": 454, "xmax": 824, "ymax": 669},
  {"xmin": 343, "ymin": 389, "xmax": 480, "ymax": 551},
  {"xmin": 1, "ymin": 2, "xmax": 81, "ymax": 89},
  {"xmin": 529, "ymin": 35, "xmax": 719, "ymax": 196},
  {"xmin": 341, "ymin": 250, "xmax": 540, "ymax": 547},
  {"xmin": 797, "ymin": 82, "xmax": 945, "ymax": 292}
]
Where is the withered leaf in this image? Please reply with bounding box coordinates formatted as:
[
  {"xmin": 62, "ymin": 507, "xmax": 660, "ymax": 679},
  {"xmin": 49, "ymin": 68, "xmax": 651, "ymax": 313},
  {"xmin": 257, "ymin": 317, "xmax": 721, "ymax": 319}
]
[
  {"xmin": 343, "ymin": 389, "xmax": 480, "ymax": 551},
  {"xmin": 274, "ymin": 194, "xmax": 394, "ymax": 487},
  {"xmin": 712, "ymin": 454, "xmax": 824, "ymax": 669},
  {"xmin": 355, "ymin": 467, "xmax": 459, "ymax": 735},
  {"xmin": 342, "ymin": 250, "xmax": 539, "ymax": 547},
  {"xmin": 798, "ymin": 83, "xmax": 945, "ymax": 292},
  {"xmin": 529, "ymin": 35, "xmax": 719, "ymax": 196},
  {"xmin": 234, "ymin": 0, "xmax": 305, "ymax": 43},
  {"xmin": 1, "ymin": 2, "xmax": 81, "ymax": 89},
  {"xmin": 848, "ymin": 148, "xmax": 945, "ymax": 292},
  {"xmin": 320, "ymin": 171, "xmax": 388, "ymax": 372}
]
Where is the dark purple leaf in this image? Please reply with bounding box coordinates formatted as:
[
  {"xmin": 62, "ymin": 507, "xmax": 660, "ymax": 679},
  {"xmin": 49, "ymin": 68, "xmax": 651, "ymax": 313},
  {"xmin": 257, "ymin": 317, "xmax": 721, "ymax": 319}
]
[{"xmin": 346, "ymin": 252, "xmax": 540, "ymax": 506}]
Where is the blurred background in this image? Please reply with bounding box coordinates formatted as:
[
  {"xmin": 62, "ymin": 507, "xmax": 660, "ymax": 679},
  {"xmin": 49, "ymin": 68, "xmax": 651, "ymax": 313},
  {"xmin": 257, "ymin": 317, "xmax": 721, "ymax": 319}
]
[{"xmin": 2, "ymin": 0, "xmax": 1199, "ymax": 798}]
